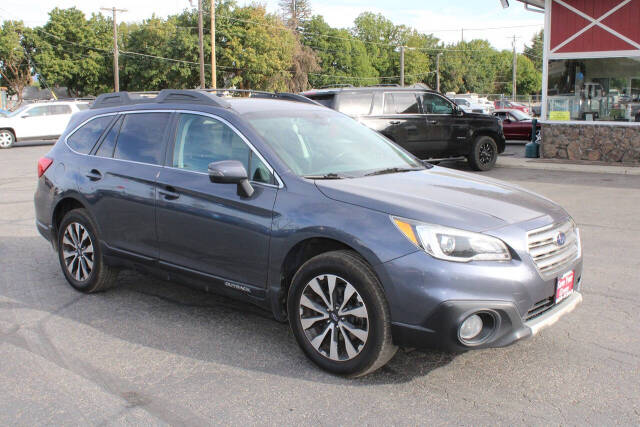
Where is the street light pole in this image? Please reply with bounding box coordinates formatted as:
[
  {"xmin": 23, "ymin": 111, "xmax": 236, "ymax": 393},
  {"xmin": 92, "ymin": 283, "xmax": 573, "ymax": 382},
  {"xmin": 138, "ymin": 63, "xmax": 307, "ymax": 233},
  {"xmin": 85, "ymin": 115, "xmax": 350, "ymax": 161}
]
[
  {"xmin": 436, "ymin": 52, "xmax": 442, "ymax": 93},
  {"xmin": 101, "ymin": 7, "xmax": 127, "ymax": 92},
  {"xmin": 400, "ymin": 46, "xmax": 405, "ymax": 87},
  {"xmin": 197, "ymin": 0, "xmax": 205, "ymax": 88},
  {"xmin": 210, "ymin": 0, "xmax": 216, "ymax": 88}
]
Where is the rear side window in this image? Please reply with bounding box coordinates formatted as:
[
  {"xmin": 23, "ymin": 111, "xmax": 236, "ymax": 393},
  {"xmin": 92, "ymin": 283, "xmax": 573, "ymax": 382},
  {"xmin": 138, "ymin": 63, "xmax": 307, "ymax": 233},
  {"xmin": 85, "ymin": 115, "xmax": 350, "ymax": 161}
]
[
  {"xmin": 114, "ymin": 113, "xmax": 170, "ymax": 165},
  {"xmin": 305, "ymin": 94, "xmax": 335, "ymax": 108},
  {"xmin": 50, "ymin": 105, "xmax": 72, "ymax": 115},
  {"xmin": 337, "ymin": 93, "xmax": 373, "ymax": 116},
  {"xmin": 76, "ymin": 103, "xmax": 90, "ymax": 111},
  {"xmin": 67, "ymin": 116, "xmax": 114, "ymax": 154},
  {"xmin": 384, "ymin": 93, "xmax": 420, "ymax": 114}
]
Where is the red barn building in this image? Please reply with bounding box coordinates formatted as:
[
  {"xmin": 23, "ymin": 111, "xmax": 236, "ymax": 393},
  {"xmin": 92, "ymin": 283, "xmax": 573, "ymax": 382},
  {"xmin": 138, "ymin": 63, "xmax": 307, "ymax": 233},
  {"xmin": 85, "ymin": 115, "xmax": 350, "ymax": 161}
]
[{"xmin": 507, "ymin": 0, "xmax": 640, "ymax": 163}]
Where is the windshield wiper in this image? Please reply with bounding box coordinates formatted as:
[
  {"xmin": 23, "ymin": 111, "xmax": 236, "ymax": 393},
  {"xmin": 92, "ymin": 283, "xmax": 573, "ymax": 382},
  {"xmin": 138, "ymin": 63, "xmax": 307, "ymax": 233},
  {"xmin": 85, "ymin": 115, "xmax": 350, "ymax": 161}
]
[
  {"xmin": 303, "ymin": 173, "xmax": 346, "ymax": 180},
  {"xmin": 364, "ymin": 167, "xmax": 423, "ymax": 177}
]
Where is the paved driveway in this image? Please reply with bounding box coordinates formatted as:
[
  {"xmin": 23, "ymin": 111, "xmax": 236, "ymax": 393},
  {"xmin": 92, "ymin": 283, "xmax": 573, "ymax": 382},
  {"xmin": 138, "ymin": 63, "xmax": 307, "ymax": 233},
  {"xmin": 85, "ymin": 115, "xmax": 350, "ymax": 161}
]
[{"xmin": 1, "ymin": 145, "xmax": 639, "ymax": 425}]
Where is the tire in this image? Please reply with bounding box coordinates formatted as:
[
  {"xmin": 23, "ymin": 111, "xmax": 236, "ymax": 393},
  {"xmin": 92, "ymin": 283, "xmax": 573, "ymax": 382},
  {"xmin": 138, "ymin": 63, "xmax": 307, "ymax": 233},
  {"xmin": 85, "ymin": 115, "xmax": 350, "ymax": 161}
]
[
  {"xmin": 288, "ymin": 250, "xmax": 397, "ymax": 377},
  {"xmin": 468, "ymin": 135, "xmax": 498, "ymax": 171},
  {"xmin": 0, "ymin": 129, "xmax": 15, "ymax": 149},
  {"xmin": 57, "ymin": 208, "xmax": 118, "ymax": 293}
]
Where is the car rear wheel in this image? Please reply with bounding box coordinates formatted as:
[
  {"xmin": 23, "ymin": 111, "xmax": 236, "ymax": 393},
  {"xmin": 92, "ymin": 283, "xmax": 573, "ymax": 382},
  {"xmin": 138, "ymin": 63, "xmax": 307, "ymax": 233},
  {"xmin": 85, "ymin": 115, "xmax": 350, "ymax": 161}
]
[
  {"xmin": 468, "ymin": 135, "xmax": 498, "ymax": 171},
  {"xmin": 57, "ymin": 209, "xmax": 118, "ymax": 293},
  {"xmin": 288, "ymin": 250, "xmax": 397, "ymax": 377},
  {"xmin": 0, "ymin": 130, "xmax": 15, "ymax": 149}
]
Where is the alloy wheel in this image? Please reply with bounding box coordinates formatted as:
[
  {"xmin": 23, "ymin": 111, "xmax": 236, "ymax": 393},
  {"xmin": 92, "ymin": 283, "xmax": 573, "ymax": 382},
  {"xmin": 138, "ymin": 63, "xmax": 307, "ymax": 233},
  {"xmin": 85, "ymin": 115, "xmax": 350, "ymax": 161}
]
[
  {"xmin": 298, "ymin": 274, "xmax": 369, "ymax": 361},
  {"xmin": 62, "ymin": 222, "xmax": 94, "ymax": 282},
  {"xmin": 479, "ymin": 141, "xmax": 495, "ymax": 165},
  {"xmin": 0, "ymin": 131, "xmax": 13, "ymax": 148}
]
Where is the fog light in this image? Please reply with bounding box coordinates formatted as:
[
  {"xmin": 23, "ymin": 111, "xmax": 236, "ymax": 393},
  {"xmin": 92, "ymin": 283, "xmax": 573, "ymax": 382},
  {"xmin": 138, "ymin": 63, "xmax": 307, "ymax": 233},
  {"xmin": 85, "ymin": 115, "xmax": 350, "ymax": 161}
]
[{"xmin": 459, "ymin": 314, "xmax": 483, "ymax": 340}]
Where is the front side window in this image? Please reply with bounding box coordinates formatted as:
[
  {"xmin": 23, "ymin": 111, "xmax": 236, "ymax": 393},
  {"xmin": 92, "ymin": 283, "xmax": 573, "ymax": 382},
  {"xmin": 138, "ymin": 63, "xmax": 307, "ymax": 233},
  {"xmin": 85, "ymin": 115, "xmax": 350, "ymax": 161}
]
[
  {"xmin": 24, "ymin": 106, "xmax": 50, "ymax": 118},
  {"xmin": 384, "ymin": 93, "xmax": 420, "ymax": 114},
  {"xmin": 245, "ymin": 109, "xmax": 423, "ymax": 177},
  {"xmin": 423, "ymin": 94, "xmax": 453, "ymax": 114},
  {"xmin": 114, "ymin": 112, "xmax": 171, "ymax": 165},
  {"xmin": 172, "ymin": 113, "xmax": 273, "ymax": 184},
  {"xmin": 67, "ymin": 115, "xmax": 115, "ymax": 154}
]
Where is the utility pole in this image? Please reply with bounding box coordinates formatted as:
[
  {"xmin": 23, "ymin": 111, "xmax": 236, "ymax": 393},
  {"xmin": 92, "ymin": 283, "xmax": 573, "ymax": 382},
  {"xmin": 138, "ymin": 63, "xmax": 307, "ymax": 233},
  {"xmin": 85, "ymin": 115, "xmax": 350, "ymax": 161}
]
[
  {"xmin": 436, "ymin": 52, "xmax": 442, "ymax": 93},
  {"xmin": 197, "ymin": 0, "xmax": 205, "ymax": 88},
  {"xmin": 210, "ymin": 0, "xmax": 216, "ymax": 88},
  {"xmin": 512, "ymin": 34, "xmax": 517, "ymax": 101},
  {"xmin": 400, "ymin": 46, "xmax": 405, "ymax": 87},
  {"xmin": 461, "ymin": 28, "xmax": 464, "ymax": 42},
  {"xmin": 101, "ymin": 7, "xmax": 127, "ymax": 92}
]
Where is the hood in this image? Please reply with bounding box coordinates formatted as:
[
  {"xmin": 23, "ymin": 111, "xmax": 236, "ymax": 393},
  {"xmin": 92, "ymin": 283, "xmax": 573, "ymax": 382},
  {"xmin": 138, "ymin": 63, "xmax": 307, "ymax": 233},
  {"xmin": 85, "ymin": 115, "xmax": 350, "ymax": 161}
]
[
  {"xmin": 315, "ymin": 167, "xmax": 566, "ymax": 232},
  {"xmin": 463, "ymin": 112, "xmax": 496, "ymax": 120}
]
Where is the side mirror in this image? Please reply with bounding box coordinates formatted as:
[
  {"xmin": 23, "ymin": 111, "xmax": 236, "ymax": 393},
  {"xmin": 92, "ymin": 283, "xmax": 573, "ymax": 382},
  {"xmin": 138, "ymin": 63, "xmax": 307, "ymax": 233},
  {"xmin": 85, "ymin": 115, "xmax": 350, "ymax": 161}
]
[
  {"xmin": 454, "ymin": 107, "xmax": 464, "ymax": 116},
  {"xmin": 208, "ymin": 160, "xmax": 254, "ymax": 197},
  {"xmin": 21, "ymin": 115, "xmax": 29, "ymax": 119}
]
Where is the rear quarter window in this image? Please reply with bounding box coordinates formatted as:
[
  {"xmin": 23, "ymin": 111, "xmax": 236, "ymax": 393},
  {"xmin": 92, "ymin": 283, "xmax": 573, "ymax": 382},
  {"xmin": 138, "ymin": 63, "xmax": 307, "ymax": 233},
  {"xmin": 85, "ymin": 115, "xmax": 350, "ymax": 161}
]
[{"xmin": 67, "ymin": 116, "xmax": 115, "ymax": 154}]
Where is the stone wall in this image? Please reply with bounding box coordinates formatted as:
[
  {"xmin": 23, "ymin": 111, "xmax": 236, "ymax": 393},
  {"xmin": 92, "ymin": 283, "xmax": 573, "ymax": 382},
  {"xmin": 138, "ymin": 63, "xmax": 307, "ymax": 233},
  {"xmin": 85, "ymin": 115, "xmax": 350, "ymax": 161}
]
[{"xmin": 540, "ymin": 123, "xmax": 640, "ymax": 163}]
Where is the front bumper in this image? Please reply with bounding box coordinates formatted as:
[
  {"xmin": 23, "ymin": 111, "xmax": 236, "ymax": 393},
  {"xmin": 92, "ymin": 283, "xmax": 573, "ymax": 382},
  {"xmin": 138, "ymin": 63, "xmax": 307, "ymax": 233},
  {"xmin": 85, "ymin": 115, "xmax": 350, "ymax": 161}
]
[{"xmin": 375, "ymin": 215, "xmax": 584, "ymax": 352}]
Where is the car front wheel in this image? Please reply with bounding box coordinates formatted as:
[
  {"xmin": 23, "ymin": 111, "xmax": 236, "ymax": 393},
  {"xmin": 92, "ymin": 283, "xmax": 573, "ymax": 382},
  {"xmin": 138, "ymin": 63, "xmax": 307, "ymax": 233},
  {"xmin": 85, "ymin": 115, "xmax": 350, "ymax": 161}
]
[
  {"xmin": 0, "ymin": 129, "xmax": 15, "ymax": 149},
  {"xmin": 288, "ymin": 250, "xmax": 397, "ymax": 377},
  {"xmin": 468, "ymin": 135, "xmax": 498, "ymax": 171}
]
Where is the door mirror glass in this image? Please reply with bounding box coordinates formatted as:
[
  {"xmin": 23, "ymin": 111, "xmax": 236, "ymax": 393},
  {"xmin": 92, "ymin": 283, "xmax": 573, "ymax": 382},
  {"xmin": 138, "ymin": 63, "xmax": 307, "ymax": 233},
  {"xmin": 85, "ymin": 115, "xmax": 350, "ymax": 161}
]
[{"xmin": 208, "ymin": 160, "xmax": 254, "ymax": 197}]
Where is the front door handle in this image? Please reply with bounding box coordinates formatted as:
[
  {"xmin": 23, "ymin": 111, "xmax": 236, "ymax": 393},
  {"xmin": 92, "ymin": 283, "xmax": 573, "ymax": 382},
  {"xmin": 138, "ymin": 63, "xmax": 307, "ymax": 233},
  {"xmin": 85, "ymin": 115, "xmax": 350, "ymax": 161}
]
[
  {"xmin": 158, "ymin": 186, "xmax": 180, "ymax": 200},
  {"xmin": 86, "ymin": 169, "xmax": 102, "ymax": 181},
  {"xmin": 426, "ymin": 120, "xmax": 438, "ymax": 124},
  {"xmin": 389, "ymin": 120, "xmax": 401, "ymax": 125}
]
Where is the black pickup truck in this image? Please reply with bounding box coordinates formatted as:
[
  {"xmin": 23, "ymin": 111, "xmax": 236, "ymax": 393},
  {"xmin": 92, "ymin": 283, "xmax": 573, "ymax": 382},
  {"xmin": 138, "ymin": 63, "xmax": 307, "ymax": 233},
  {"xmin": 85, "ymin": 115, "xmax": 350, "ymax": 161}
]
[{"xmin": 301, "ymin": 87, "xmax": 506, "ymax": 171}]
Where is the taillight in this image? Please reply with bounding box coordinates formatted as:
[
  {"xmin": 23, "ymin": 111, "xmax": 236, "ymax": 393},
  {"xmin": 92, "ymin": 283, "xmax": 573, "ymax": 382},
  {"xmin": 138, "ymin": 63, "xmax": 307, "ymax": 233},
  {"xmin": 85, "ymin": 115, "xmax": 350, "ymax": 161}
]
[{"xmin": 37, "ymin": 157, "xmax": 53, "ymax": 178}]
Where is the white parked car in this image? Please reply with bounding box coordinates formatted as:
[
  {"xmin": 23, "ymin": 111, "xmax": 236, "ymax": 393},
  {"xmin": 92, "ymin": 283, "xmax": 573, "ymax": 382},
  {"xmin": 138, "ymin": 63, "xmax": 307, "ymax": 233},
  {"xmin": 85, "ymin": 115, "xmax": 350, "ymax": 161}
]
[
  {"xmin": 452, "ymin": 97, "xmax": 491, "ymax": 115},
  {"xmin": 0, "ymin": 101, "xmax": 90, "ymax": 148}
]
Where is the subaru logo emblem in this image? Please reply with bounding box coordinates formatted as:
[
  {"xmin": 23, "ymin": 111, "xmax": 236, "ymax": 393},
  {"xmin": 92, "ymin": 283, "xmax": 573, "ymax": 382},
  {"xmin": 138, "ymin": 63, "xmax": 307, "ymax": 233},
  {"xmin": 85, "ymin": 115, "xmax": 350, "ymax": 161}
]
[{"xmin": 556, "ymin": 232, "xmax": 566, "ymax": 246}]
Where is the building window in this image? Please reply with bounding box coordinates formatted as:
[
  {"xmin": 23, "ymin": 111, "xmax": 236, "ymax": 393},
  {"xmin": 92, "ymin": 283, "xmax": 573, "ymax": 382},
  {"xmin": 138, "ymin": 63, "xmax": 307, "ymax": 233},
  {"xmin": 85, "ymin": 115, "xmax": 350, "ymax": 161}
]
[{"xmin": 546, "ymin": 57, "xmax": 640, "ymax": 122}]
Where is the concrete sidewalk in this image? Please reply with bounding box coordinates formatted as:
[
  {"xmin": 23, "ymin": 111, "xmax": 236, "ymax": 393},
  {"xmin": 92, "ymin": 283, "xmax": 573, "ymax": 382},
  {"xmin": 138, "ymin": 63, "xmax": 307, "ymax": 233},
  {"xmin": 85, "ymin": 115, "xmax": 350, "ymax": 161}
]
[{"xmin": 496, "ymin": 155, "xmax": 640, "ymax": 175}]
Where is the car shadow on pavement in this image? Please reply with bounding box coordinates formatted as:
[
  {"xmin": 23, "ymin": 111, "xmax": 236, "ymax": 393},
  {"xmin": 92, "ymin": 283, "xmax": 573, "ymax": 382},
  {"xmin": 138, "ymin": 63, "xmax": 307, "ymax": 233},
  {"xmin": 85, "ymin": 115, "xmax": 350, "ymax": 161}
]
[{"xmin": 0, "ymin": 236, "xmax": 456, "ymax": 386}]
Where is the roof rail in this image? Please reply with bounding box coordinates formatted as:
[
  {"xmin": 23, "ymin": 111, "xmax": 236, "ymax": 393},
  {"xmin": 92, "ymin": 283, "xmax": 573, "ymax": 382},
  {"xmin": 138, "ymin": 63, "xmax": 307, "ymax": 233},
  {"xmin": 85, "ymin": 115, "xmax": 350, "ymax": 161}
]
[
  {"xmin": 367, "ymin": 84, "xmax": 401, "ymax": 87},
  {"xmin": 202, "ymin": 88, "xmax": 322, "ymax": 106},
  {"xmin": 90, "ymin": 89, "xmax": 231, "ymax": 110},
  {"xmin": 318, "ymin": 84, "xmax": 354, "ymax": 89}
]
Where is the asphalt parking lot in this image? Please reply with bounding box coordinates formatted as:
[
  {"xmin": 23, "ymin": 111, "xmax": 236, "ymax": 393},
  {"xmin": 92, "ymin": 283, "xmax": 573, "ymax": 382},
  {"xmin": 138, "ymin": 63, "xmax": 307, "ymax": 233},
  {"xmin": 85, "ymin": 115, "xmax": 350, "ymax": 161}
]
[{"xmin": 1, "ymin": 143, "xmax": 639, "ymax": 425}]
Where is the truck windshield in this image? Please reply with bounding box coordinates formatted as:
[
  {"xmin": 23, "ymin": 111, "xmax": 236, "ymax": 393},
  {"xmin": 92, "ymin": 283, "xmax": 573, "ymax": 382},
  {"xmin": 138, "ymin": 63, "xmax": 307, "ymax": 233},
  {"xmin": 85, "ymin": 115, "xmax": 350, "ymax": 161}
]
[{"xmin": 244, "ymin": 109, "xmax": 424, "ymax": 177}]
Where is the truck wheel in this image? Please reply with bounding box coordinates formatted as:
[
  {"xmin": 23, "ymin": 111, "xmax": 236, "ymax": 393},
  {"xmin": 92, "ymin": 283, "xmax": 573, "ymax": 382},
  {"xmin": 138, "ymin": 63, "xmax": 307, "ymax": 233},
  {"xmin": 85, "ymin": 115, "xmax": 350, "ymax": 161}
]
[
  {"xmin": 288, "ymin": 250, "xmax": 397, "ymax": 377},
  {"xmin": 57, "ymin": 209, "xmax": 119, "ymax": 293},
  {"xmin": 0, "ymin": 130, "xmax": 15, "ymax": 149},
  {"xmin": 468, "ymin": 136, "xmax": 498, "ymax": 171}
]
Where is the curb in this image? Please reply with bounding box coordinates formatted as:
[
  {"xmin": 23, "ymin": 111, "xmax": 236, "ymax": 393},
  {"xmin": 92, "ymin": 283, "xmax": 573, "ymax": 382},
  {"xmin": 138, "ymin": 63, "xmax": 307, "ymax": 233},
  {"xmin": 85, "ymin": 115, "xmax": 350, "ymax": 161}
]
[{"xmin": 496, "ymin": 156, "xmax": 640, "ymax": 176}]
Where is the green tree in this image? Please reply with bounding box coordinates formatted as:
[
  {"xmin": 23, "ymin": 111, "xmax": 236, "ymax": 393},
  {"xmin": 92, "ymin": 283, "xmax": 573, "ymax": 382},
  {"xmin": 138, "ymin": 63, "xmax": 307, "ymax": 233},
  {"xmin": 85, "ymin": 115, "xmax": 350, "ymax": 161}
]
[
  {"xmin": 33, "ymin": 7, "xmax": 113, "ymax": 96},
  {"xmin": 352, "ymin": 12, "xmax": 401, "ymax": 79},
  {"xmin": 524, "ymin": 30, "xmax": 543, "ymax": 71},
  {"xmin": 0, "ymin": 21, "xmax": 33, "ymax": 103},
  {"xmin": 493, "ymin": 51, "xmax": 541, "ymax": 95},
  {"xmin": 301, "ymin": 15, "xmax": 377, "ymax": 87}
]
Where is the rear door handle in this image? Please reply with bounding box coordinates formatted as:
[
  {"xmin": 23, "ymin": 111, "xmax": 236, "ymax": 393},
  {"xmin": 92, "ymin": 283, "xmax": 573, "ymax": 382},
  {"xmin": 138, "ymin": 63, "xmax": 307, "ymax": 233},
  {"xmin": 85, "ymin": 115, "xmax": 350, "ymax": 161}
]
[
  {"xmin": 86, "ymin": 169, "xmax": 102, "ymax": 181},
  {"xmin": 389, "ymin": 120, "xmax": 401, "ymax": 125},
  {"xmin": 158, "ymin": 186, "xmax": 180, "ymax": 200},
  {"xmin": 427, "ymin": 120, "xmax": 438, "ymax": 124}
]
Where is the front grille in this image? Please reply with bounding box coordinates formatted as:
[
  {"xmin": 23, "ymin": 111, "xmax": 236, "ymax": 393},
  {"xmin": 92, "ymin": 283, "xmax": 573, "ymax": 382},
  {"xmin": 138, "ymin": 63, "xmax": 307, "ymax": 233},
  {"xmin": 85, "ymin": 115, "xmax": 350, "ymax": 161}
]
[
  {"xmin": 527, "ymin": 219, "xmax": 580, "ymax": 278},
  {"xmin": 525, "ymin": 296, "xmax": 554, "ymax": 321}
]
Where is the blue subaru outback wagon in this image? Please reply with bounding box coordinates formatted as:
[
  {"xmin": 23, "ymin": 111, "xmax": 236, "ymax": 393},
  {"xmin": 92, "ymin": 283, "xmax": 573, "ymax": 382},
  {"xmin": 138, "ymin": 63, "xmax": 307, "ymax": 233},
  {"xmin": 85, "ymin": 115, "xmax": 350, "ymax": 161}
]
[{"xmin": 35, "ymin": 89, "xmax": 583, "ymax": 377}]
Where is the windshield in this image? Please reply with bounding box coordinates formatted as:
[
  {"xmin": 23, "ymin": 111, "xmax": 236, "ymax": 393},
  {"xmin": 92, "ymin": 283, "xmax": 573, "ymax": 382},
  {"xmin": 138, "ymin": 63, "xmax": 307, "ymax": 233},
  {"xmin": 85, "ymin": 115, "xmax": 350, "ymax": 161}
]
[
  {"xmin": 510, "ymin": 110, "xmax": 531, "ymax": 121},
  {"xmin": 244, "ymin": 109, "xmax": 423, "ymax": 177}
]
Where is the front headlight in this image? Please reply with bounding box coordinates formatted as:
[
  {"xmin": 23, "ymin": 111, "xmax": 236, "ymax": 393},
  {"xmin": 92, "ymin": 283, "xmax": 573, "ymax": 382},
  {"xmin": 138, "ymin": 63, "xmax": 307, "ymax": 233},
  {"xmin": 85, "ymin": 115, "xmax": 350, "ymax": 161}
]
[{"xmin": 392, "ymin": 217, "xmax": 511, "ymax": 262}]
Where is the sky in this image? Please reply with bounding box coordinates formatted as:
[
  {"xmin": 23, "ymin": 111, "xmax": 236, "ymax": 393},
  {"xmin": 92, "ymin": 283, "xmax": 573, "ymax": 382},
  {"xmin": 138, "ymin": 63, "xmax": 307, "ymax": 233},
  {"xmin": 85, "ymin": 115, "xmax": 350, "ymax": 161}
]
[{"xmin": 0, "ymin": 0, "xmax": 544, "ymax": 52}]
